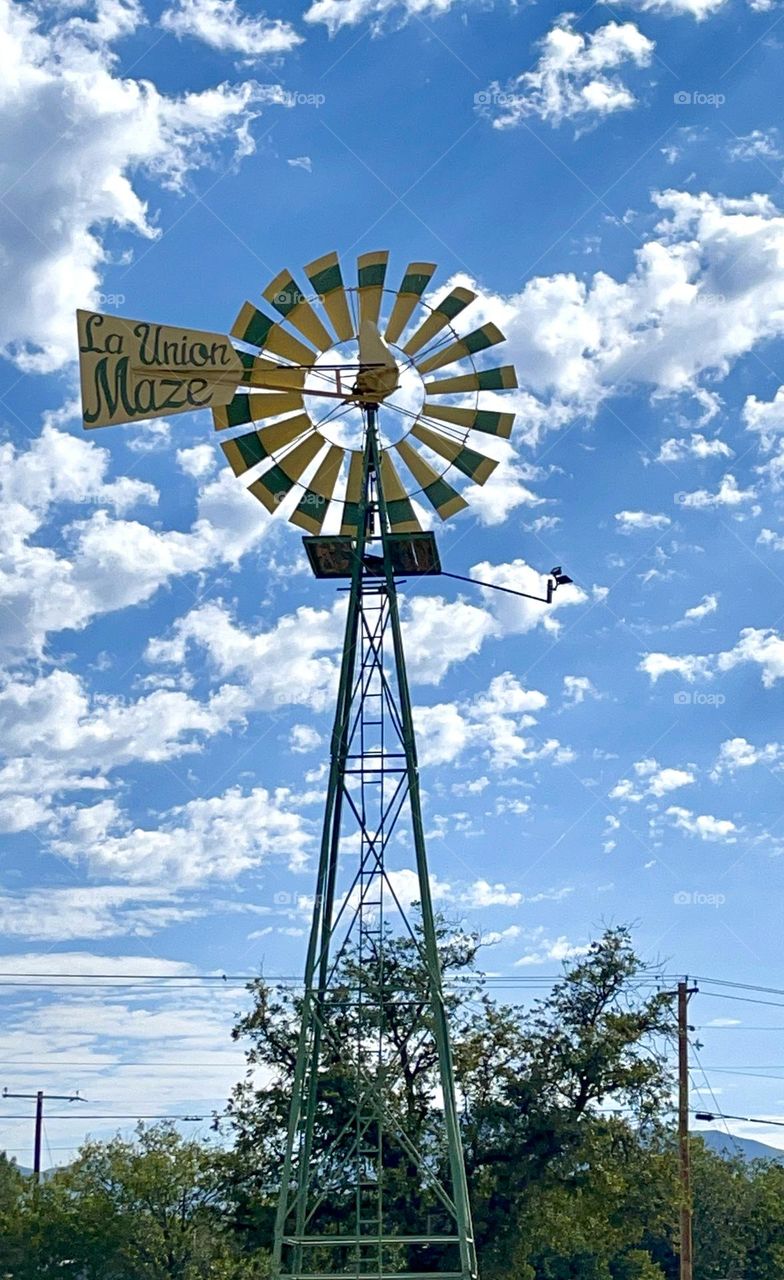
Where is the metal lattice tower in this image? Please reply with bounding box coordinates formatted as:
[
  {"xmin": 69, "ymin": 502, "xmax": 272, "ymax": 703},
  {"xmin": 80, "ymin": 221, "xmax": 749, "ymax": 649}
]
[
  {"xmin": 75, "ymin": 248, "xmax": 525, "ymax": 1280},
  {"xmin": 271, "ymin": 411, "xmax": 477, "ymax": 1280}
]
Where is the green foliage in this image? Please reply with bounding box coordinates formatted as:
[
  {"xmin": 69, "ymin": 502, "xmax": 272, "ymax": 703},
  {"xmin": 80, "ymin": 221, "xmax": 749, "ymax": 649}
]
[
  {"xmin": 0, "ymin": 1124, "xmax": 268, "ymax": 1280},
  {"xmin": 5, "ymin": 926, "xmax": 784, "ymax": 1280}
]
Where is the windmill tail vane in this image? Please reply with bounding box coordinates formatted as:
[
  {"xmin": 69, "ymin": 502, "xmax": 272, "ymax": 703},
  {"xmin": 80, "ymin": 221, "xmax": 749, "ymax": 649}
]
[{"xmin": 75, "ymin": 250, "xmax": 527, "ymax": 1279}]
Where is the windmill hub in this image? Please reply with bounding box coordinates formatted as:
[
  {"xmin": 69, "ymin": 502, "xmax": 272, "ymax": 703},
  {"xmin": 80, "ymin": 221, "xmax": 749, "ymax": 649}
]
[{"xmin": 303, "ymin": 340, "xmax": 424, "ymax": 451}]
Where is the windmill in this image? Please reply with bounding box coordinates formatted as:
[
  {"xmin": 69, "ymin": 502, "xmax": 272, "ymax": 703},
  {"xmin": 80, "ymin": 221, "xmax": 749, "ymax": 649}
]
[{"xmin": 77, "ymin": 251, "xmax": 563, "ymax": 1279}]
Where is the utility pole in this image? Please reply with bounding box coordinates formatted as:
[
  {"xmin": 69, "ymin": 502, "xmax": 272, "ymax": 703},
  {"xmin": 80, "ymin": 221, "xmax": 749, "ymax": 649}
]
[
  {"xmin": 2, "ymin": 1088, "xmax": 82, "ymax": 1182},
  {"xmin": 676, "ymin": 981, "xmax": 698, "ymax": 1280}
]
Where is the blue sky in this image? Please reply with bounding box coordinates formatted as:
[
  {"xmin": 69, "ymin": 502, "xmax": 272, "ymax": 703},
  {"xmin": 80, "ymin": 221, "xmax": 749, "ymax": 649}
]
[{"xmin": 2, "ymin": 0, "xmax": 784, "ymax": 1167}]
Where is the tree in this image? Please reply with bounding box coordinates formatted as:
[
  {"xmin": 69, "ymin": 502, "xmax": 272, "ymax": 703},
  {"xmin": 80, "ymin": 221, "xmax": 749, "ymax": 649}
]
[
  {"xmin": 456, "ymin": 929, "xmax": 675, "ymax": 1276},
  {"xmin": 227, "ymin": 921, "xmax": 677, "ymax": 1276},
  {"xmin": 16, "ymin": 1123, "xmax": 265, "ymax": 1280},
  {"xmin": 0, "ymin": 1152, "xmax": 27, "ymax": 1277}
]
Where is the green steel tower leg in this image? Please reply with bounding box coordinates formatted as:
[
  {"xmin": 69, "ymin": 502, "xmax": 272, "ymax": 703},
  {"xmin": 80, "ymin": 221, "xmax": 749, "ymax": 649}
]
[
  {"xmin": 271, "ymin": 406, "xmax": 478, "ymax": 1280},
  {"xmin": 368, "ymin": 410, "xmax": 478, "ymax": 1280}
]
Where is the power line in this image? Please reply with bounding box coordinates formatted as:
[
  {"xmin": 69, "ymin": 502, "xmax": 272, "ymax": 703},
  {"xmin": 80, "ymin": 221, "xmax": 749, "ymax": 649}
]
[
  {"xmin": 689, "ymin": 1041, "xmax": 743, "ymax": 1161},
  {"xmin": 694, "ymin": 1110, "xmax": 784, "ymax": 1130},
  {"xmin": 0, "ymin": 1113, "xmax": 212, "ymax": 1121},
  {"xmin": 692, "ymin": 991, "xmax": 784, "ymax": 1012},
  {"xmin": 691, "ymin": 977, "xmax": 784, "ymax": 999}
]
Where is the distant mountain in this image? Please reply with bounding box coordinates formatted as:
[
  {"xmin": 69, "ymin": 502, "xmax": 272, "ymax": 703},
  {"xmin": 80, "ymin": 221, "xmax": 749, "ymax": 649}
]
[
  {"xmin": 1, "ymin": 1156, "xmax": 59, "ymax": 1180},
  {"xmin": 696, "ymin": 1129, "xmax": 784, "ymax": 1163}
]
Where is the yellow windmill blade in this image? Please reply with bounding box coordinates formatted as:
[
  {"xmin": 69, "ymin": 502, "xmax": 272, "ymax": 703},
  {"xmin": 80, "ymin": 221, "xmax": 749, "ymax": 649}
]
[
  {"xmin": 305, "ymin": 251, "xmax": 354, "ymax": 343},
  {"xmin": 79, "ymin": 251, "xmax": 520, "ymax": 538},
  {"xmin": 357, "ymin": 251, "xmax": 388, "ymax": 328},
  {"xmin": 395, "ymin": 438, "xmax": 468, "ymax": 521},
  {"xmin": 213, "ymin": 389, "xmax": 304, "ymax": 431},
  {"xmin": 290, "ymin": 445, "xmax": 345, "ymax": 534},
  {"xmin": 221, "ymin": 413, "xmax": 314, "ymax": 478},
  {"xmin": 378, "ymin": 452, "xmax": 422, "ymax": 533},
  {"xmin": 247, "ymin": 432, "xmax": 324, "ymax": 513},
  {"xmin": 415, "ymin": 323, "xmax": 505, "ymax": 375},
  {"xmin": 421, "ymin": 402, "xmax": 514, "ymax": 439},
  {"xmin": 423, "ymin": 365, "xmax": 518, "ymax": 395},
  {"xmin": 401, "ymin": 286, "xmax": 476, "ymax": 358},
  {"xmin": 340, "ymin": 449, "xmax": 364, "ymax": 534},
  {"xmin": 232, "ymin": 302, "xmax": 316, "ymax": 366},
  {"xmin": 412, "ymin": 421, "xmax": 498, "ymax": 486},
  {"xmin": 384, "ymin": 262, "xmax": 437, "ymax": 344},
  {"xmin": 263, "ymin": 270, "xmax": 334, "ymax": 353}
]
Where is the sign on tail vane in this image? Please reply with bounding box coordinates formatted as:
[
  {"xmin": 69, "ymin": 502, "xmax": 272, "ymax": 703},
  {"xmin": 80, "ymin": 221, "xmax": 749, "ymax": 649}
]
[{"xmin": 77, "ymin": 310, "xmax": 244, "ymax": 429}]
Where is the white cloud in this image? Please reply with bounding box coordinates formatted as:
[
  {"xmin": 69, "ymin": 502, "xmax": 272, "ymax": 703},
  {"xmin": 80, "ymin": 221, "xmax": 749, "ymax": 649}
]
[
  {"xmin": 563, "ymin": 675, "xmax": 599, "ymax": 705},
  {"xmin": 462, "ymin": 449, "xmax": 545, "ymax": 526},
  {"xmin": 367, "ymin": 868, "xmax": 451, "ymax": 916},
  {"xmin": 717, "ymin": 628, "xmax": 784, "ymax": 688},
  {"xmin": 0, "ymin": 0, "xmax": 283, "ymax": 371},
  {"xmin": 1, "ymin": 416, "xmax": 156, "ymax": 512},
  {"xmin": 643, "ymin": 762, "xmax": 696, "ymax": 796},
  {"xmin": 448, "ymin": 191, "xmax": 784, "ymax": 442},
  {"xmin": 176, "ymin": 444, "xmax": 217, "ymax": 478},
  {"xmin": 495, "ymin": 795, "xmax": 530, "ymax": 815},
  {"xmin": 463, "ymin": 879, "xmax": 523, "ymax": 908},
  {"xmin": 0, "ymin": 426, "xmax": 274, "ymax": 663},
  {"xmin": 413, "ymin": 672, "xmax": 568, "ymax": 772},
  {"xmin": 482, "ymin": 926, "xmax": 522, "ymax": 944},
  {"xmin": 288, "ymin": 155, "xmax": 312, "ymax": 171},
  {"xmin": 758, "ymin": 528, "xmax": 784, "ymax": 551},
  {"xmin": 303, "ymin": 0, "xmax": 465, "ymax": 33},
  {"xmin": 486, "ymin": 19, "xmax": 654, "ymax": 129},
  {"xmin": 641, "ymin": 627, "xmax": 784, "ymax": 688},
  {"xmin": 610, "ymin": 757, "xmax": 695, "ymax": 803},
  {"xmin": 638, "ymin": 652, "xmax": 713, "ymax": 682},
  {"xmin": 728, "ymin": 130, "xmax": 782, "ymax": 162},
  {"xmin": 289, "ymin": 724, "xmax": 323, "ymax": 754},
  {"xmin": 665, "ymin": 805, "xmax": 737, "ymax": 841},
  {"xmin": 711, "ymin": 736, "xmax": 783, "ymax": 778},
  {"xmin": 678, "ymin": 473, "xmax": 756, "ymax": 508},
  {"xmin": 612, "ymin": 0, "xmax": 726, "ymax": 16},
  {"xmin": 0, "ymin": 658, "xmax": 260, "ymax": 836},
  {"xmin": 0, "ymin": 973, "xmax": 247, "ymax": 1165},
  {"xmin": 470, "ymin": 558, "xmax": 586, "ymax": 637},
  {"xmin": 0, "ymin": 886, "xmax": 203, "ymax": 941},
  {"xmin": 744, "ymin": 386, "xmax": 784, "ymax": 448},
  {"xmin": 615, "ymin": 510, "xmax": 671, "ymax": 533},
  {"xmin": 0, "ymin": 951, "xmax": 193, "ymax": 977},
  {"xmin": 655, "ymin": 433, "xmax": 733, "ymax": 463},
  {"xmin": 515, "ymin": 929, "xmax": 589, "ymax": 966},
  {"xmin": 527, "ymin": 514, "xmax": 562, "ymax": 535},
  {"xmin": 56, "ymin": 784, "xmax": 314, "ymax": 886},
  {"xmin": 677, "ymin": 593, "xmax": 718, "ymax": 625},
  {"xmin": 160, "ymin": 0, "xmax": 302, "ymax": 57},
  {"xmin": 414, "ymin": 702, "xmax": 471, "ymax": 768},
  {"xmin": 402, "ymin": 595, "xmax": 496, "ymax": 683}
]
